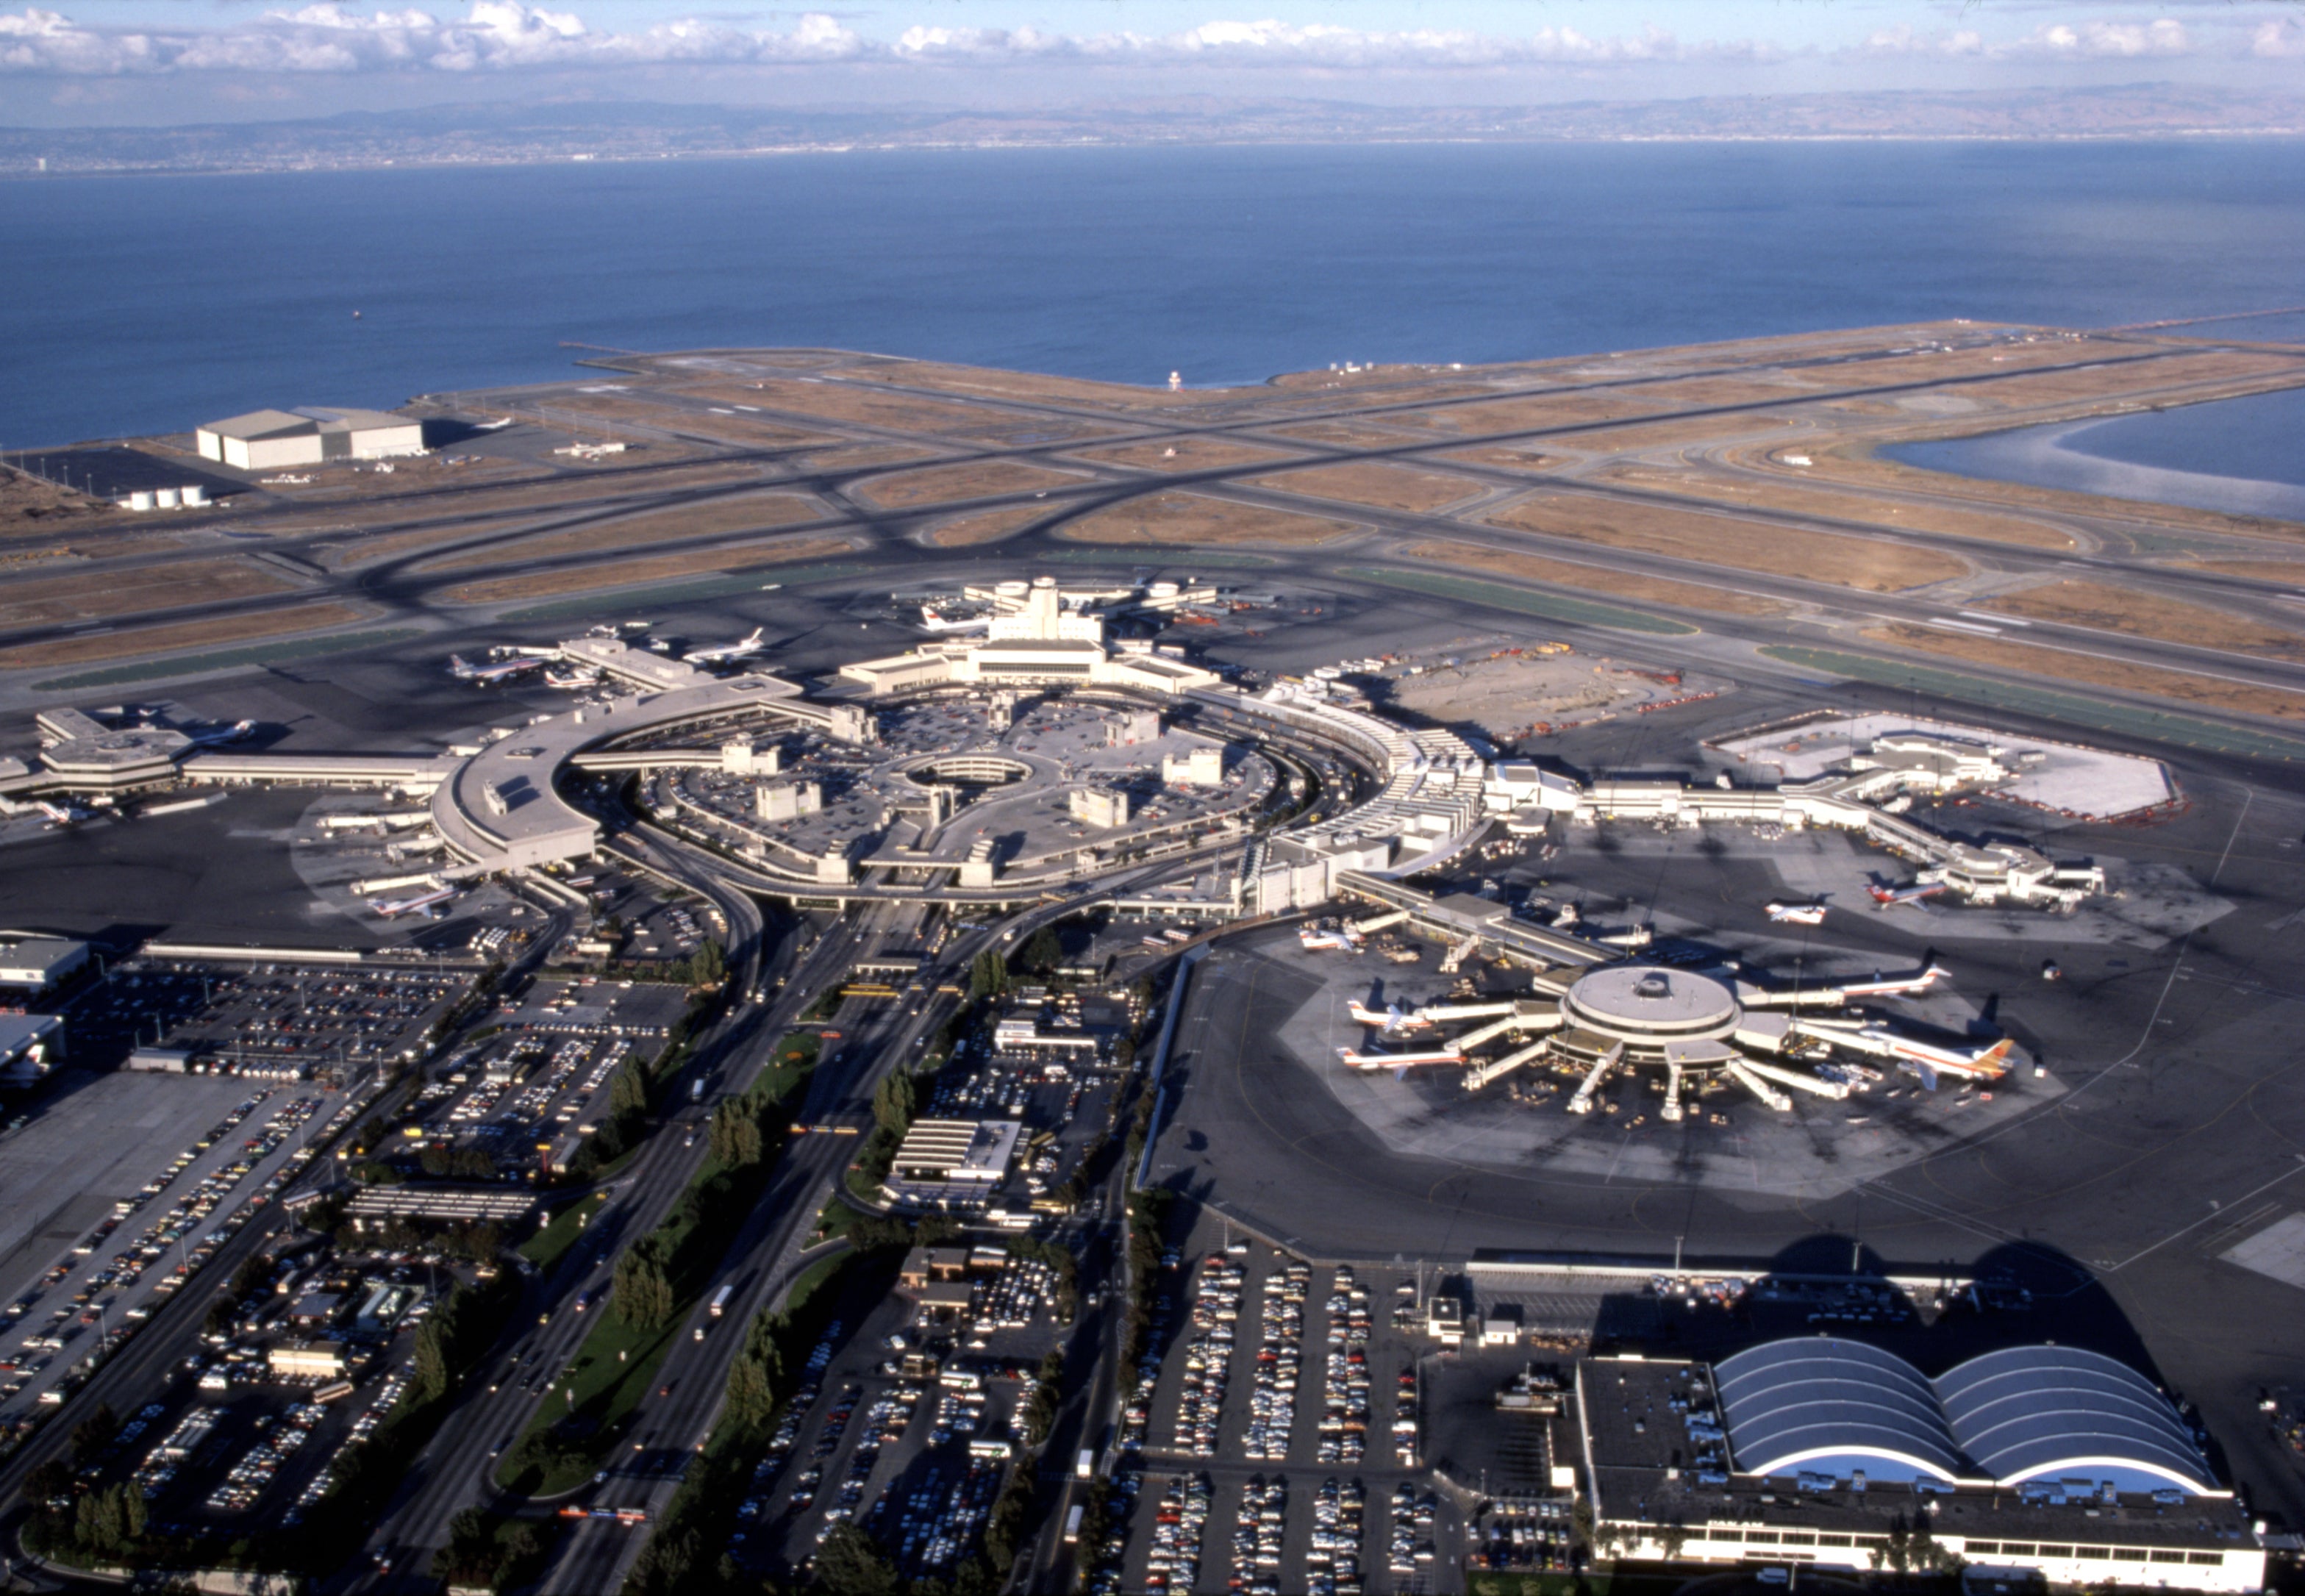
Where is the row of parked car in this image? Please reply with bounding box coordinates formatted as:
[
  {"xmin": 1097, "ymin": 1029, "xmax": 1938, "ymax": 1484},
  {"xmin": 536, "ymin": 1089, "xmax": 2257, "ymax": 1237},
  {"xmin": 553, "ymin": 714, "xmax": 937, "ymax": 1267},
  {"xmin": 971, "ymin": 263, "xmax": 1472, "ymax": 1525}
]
[{"xmin": 1245, "ymin": 1261, "xmax": 1309, "ymax": 1460}]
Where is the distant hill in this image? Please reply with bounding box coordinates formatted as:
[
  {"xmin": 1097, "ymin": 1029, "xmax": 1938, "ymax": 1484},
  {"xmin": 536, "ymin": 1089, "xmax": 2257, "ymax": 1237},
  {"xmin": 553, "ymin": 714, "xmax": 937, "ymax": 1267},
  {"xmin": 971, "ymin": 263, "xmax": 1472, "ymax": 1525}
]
[{"xmin": 5, "ymin": 84, "xmax": 2302, "ymax": 176}]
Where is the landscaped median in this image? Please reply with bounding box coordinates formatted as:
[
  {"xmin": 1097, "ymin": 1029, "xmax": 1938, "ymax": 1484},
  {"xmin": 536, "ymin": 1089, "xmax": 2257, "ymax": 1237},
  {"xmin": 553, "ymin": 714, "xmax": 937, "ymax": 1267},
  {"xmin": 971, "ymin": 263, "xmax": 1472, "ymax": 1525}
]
[{"xmin": 493, "ymin": 1032, "xmax": 821, "ymax": 1497}]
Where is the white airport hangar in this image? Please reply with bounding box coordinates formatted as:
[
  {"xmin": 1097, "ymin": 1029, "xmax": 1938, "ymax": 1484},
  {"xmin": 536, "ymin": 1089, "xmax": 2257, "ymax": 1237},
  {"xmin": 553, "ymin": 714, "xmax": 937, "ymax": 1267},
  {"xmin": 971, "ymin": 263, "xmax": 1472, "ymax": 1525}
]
[
  {"xmin": 196, "ymin": 407, "xmax": 425, "ymax": 470},
  {"xmin": 1579, "ymin": 1339, "xmax": 2265, "ymax": 1592}
]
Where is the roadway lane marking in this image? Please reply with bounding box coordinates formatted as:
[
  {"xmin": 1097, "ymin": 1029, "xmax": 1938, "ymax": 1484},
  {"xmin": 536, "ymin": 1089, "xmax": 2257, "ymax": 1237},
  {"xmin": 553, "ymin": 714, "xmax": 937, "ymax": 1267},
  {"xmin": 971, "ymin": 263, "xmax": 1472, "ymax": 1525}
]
[{"xmin": 1924, "ymin": 616, "xmax": 2003, "ymax": 636}]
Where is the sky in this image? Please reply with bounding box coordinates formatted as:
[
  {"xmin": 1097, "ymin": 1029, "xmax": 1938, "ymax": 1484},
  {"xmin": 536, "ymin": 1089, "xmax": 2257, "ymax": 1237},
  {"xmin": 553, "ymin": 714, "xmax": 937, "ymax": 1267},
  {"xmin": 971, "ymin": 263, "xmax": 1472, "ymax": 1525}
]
[{"xmin": 2, "ymin": 0, "xmax": 2302, "ymax": 125}]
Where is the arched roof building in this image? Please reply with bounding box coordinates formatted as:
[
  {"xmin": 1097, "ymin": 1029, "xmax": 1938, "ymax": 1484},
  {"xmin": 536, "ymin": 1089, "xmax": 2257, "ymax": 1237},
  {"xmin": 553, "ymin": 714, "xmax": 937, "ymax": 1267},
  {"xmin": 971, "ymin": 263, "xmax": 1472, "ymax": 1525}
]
[
  {"xmin": 1713, "ymin": 1337, "xmax": 2215, "ymax": 1495},
  {"xmin": 1715, "ymin": 1339, "xmax": 1965, "ymax": 1484}
]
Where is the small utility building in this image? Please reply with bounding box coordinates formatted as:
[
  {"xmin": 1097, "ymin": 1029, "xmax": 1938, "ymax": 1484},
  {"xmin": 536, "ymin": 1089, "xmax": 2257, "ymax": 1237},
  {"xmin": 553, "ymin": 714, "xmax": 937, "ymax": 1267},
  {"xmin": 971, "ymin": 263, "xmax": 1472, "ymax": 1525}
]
[{"xmin": 196, "ymin": 407, "xmax": 424, "ymax": 470}]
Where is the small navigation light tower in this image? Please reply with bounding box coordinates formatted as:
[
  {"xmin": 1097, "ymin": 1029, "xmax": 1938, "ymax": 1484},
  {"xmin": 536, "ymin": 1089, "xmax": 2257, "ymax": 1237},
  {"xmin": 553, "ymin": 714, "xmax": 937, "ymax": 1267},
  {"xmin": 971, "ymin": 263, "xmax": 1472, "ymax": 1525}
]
[{"xmin": 1168, "ymin": 371, "xmax": 1182, "ymax": 391}]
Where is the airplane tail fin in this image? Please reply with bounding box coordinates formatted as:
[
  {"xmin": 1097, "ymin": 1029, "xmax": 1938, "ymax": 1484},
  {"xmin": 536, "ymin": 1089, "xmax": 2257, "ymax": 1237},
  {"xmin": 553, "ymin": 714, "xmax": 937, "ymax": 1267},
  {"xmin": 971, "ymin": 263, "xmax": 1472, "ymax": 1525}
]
[{"xmin": 1975, "ymin": 1038, "xmax": 2015, "ymax": 1076}]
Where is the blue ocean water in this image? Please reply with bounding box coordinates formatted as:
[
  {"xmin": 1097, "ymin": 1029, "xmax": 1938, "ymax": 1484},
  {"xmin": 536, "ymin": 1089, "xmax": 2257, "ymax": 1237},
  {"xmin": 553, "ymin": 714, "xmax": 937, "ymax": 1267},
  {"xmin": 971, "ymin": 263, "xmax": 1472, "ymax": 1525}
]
[
  {"xmin": 1888, "ymin": 386, "xmax": 2305, "ymax": 520},
  {"xmin": 4, "ymin": 137, "xmax": 2304, "ymax": 451}
]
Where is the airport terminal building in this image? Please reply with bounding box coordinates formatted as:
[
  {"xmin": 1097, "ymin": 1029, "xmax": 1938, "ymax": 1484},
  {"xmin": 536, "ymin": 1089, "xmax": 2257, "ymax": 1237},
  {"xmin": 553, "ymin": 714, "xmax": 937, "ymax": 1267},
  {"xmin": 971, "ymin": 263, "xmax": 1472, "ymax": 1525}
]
[{"xmin": 1576, "ymin": 1340, "xmax": 2266, "ymax": 1592}]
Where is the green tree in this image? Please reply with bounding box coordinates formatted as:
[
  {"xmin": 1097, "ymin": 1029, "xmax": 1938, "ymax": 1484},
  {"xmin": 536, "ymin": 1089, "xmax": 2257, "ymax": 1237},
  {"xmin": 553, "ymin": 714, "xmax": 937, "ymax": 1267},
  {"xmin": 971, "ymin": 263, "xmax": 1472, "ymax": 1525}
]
[
  {"xmin": 968, "ymin": 949, "xmax": 1009, "ymax": 1002},
  {"xmin": 609, "ymin": 1060, "xmax": 649, "ymax": 1119},
  {"xmin": 871, "ymin": 1070, "xmax": 917, "ymax": 1137},
  {"xmin": 815, "ymin": 1522, "xmax": 901, "ymax": 1596},
  {"xmin": 70, "ymin": 1402, "xmax": 119, "ymax": 1467},
  {"xmin": 1021, "ymin": 925, "xmax": 1063, "ymax": 975},
  {"xmin": 689, "ymin": 939, "xmax": 726, "ymax": 989},
  {"xmin": 708, "ymin": 1098, "xmax": 762, "ymax": 1168},
  {"xmin": 724, "ymin": 1348, "xmax": 777, "ymax": 1429},
  {"xmin": 614, "ymin": 1237, "xmax": 676, "ymax": 1330}
]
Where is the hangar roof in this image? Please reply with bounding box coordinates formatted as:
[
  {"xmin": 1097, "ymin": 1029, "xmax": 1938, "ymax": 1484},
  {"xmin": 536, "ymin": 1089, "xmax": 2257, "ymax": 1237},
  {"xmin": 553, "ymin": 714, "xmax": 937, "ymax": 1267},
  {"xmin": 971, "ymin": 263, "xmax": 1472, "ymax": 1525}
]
[
  {"xmin": 1938, "ymin": 1345, "xmax": 2216, "ymax": 1493},
  {"xmin": 1715, "ymin": 1337, "xmax": 2217, "ymax": 1495},
  {"xmin": 1716, "ymin": 1338, "xmax": 1965, "ymax": 1482}
]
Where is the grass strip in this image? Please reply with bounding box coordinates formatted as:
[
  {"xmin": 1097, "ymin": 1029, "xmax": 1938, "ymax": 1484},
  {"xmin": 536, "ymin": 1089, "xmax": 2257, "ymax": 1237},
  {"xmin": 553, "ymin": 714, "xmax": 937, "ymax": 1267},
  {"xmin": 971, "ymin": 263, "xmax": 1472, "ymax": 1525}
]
[
  {"xmin": 1343, "ymin": 567, "xmax": 1698, "ymax": 635},
  {"xmin": 1042, "ymin": 548, "xmax": 1276, "ymax": 569},
  {"xmin": 32, "ymin": 627, "xmax": 421, "ymax": 690},
  {"xmin": 1761, "ymin": 645, "xmax": 2305, "ymax": 762},
  {"xmin": 495, "ymin": 562, "xmax": 872, "ymax": 622}
]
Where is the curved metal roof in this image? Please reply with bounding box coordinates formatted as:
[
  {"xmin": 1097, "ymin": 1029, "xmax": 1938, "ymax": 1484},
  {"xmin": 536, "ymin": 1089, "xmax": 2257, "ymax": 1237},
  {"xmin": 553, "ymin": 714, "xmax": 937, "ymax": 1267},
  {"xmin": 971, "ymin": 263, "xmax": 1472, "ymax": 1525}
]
[
  {"xmin": 1937, "ymin": 1347, "xmax": 2214, "ymax": 1494},
  {"xmin": 1715, "ymin": 1339, "xmax": 1965, "ymax": 1482}
]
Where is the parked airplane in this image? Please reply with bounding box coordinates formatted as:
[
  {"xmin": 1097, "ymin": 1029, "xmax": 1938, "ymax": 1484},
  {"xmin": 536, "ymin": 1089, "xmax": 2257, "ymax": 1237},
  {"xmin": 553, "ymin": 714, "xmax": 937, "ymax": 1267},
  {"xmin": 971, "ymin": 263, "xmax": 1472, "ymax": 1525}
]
[
  {"xmin": 1869, "ymin": 882, "xmax": 1947, "ymax": 909},
  {"xmin": 1346, "ymin": 998, "xmax": 1433, "ymax": 1034},
  {"xmin": 1299, "ymin": 925, "xmax": 1365, "ymax": 952},
  {"xmin": 1335, "ymin": 1043, "xmax": 1462, "ymax": 1073},
  {"xmin": 1765, "ymin": 901, "xmax": 1827, "ymax": 926},
  {"xmin": 919, "ymin": 605, "xmax": 992, "ymax": 634},
  {"xmin": 448, "ymin": 654, "xmax": 546, "ymax": 685},
  {"xmin": 685, "ymin": 626, "xmax": 768, "ymax": 667},
  {"xmin": 1838, "ymin": 964, "xmax": 1951, "ymax": 1000},
  {"xmin": 543, "ymin": 667, "xmax": 602, "ymax": 691},
  {"xmin": 1864, "ymin": 1028, "xmax": 2014, "ymax": 1084},
  {"xmin": 183, "ymin": 718, "xmax": 257, "ymax": 747},
  {"xmin": 369, "ymin": 886, "xmax": 457, "ymax": 918}
]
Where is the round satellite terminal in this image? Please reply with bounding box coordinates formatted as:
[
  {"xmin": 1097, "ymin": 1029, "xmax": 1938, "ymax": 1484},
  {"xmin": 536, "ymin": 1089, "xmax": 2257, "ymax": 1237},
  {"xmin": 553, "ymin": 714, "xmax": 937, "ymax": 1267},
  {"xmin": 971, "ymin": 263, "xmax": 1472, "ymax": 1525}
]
[{"xmin": 1562, "ymin": 964, "xmax": 1741, "ymax": 1044}]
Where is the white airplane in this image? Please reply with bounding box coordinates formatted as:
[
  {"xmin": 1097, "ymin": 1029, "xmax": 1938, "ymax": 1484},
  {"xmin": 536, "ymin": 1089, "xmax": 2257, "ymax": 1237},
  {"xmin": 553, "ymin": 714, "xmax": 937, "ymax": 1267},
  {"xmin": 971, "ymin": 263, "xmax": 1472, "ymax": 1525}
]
[
  {"xmin": 35, "ymin": 798, "xmax": 82, "ymax": 825},
  {"xmin": 919, "ymin": 605, "xmax": 992, "ymax": 634},
  {"xmin": 474, "ymin": 417, "xmax": 515, "ymax": 431},
  {"xmin": 543, "ymin": 667, "xmax": 602, "ymax": 691},
  {"xmin": 1765, "ymin": 901, "xmax": 1827, "ymax": 926},
  {"xmin": 685, "ymin": 627, "xmax": 768, "ymax": 667},
  {"xmin": 449, "ymin": 654, "xmax": 546, "ymax": 685},
  {"xmin": 1838, "ymin": 964, "xmax": 1951, "ymax": 1000},
  {"xmin": 369, "ymin": 886, "xmax": 457, "ymax": 918},
  {"xmin": 183, "ymin": 718, "xmax": 257, "ymax": 747},
  {"xmin": 1877, "ymin": 1033, "xmax": 2015, "ymax": 1088},
  {"xmin": 1299, "ymin": 925, "xmax": 1365, "ymax": 953},
  {"xmin": 1336, "ymin": 1043, "xmax": 1461, "ymax": 1073},
  {"xmin": 1870, "ymin": 882, "xmax": 1946, "ymax": 909},
  {"xmin": 1347, "ymin": 998, "xmax": 1433, "ymax": 1034}
]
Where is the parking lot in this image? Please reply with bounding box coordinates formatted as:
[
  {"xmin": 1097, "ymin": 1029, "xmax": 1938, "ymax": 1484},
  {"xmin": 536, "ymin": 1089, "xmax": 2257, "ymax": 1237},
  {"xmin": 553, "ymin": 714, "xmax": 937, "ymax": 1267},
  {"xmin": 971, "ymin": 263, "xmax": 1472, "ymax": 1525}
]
[
  {"xmin": 1109, "ymin": 1219, "xmax": 1467, "ymax": 1595},
  {"xmin": 407, "ymin": 976, "xmax": 693, "ymax": 1176},
  {"xmin": 60, "ymin": 957, "xmax": 474, "ymax": 1076},
  {"xmin": 724, "ymin": 1243, "xmax": 1078, "ymax": 1584},
  {"xmin": 0, "ymin": 1082, "xmax": 345, "ymax": 1435}
]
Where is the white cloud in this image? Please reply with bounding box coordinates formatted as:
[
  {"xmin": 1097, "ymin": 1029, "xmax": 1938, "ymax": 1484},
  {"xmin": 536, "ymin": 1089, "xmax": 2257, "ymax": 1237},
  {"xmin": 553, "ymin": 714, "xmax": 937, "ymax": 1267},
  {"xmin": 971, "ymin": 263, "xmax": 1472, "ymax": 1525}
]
[
  {"xmin": 2006, "ymin": 18, "xmax": 2191, "ymax": 58},
  {"xmin": 2251, "ymin": 18, "xmax": 2305, "ymax": 57},
  {"xmin": 0, "ymin": 3, "xmax": 1779, "ymax": 75},
  {"xmin": 1858, "ymin": 25, "xmax": 1984, "ymax": 58}
]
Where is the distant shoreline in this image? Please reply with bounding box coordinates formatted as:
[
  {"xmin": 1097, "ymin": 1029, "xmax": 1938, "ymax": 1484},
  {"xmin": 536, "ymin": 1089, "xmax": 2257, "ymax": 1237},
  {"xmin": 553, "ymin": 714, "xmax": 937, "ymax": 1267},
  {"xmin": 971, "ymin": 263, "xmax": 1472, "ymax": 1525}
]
[{"xmin": 5, "ymin": 125, "xmax": 2305, "ymax": 182}]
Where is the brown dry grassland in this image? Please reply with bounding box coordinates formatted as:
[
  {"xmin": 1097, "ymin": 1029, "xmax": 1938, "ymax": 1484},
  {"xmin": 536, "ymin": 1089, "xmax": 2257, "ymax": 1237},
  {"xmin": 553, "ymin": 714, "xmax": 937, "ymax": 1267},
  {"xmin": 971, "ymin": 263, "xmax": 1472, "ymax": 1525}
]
[
  {"xmin": 1965, "ymin": 351, "xmax": 2304, "ymax": 412},
  {"xmin": 1268, "ymin": 420, "xmax": 1438, "ymax": 448},
  {"xmin": 425, "ymin": 493, "xmax": 819, "ymax": 573},
  {"xmin": 856, "ymin": 462, "xmax": 1084, "ymax": 509},
  {"xmin": 1865, "ymin": 623, "xmax": 2305, "ymax": 721},
  {"xmin": 1074, "ymin": 438, "xmax": 1304, "ymax": 473},
  {"xmin": 1437, "ymin": 446, "xmax": 1554, "ymax": 472},
  {"xmin": 719, "ymin": 379, "xmax": 1024, "ymax": 438},
  {"xmin": 0, "ymin": 557, "xmax": 296, "ymax": 627},
  {"xmin": 1603, "ymin": 465, "xmax": 2076, "ymax": 551},
  {"xmin": 1401, "ymin": 539, "xmax": 1783, "ymax": 617},
  {"xmin": 0, "ymin": 603, "xmax": 366, "ymax": 669},
  {"xmin": 926, "ymin": 507, "xmax": 1046, "ymax": 547},
  {"xmin": 1781, "ymin": 448, "xmax": 2305, "ymax": 543},
  {"xmin": 1979, "ymin": 579, "xmax": 2305, "ymax": 660},
  {"xmin": 1243, "ymin": 462, "xmax": 1484, "ymax": 514},
  {"xmin": 804, "ymin": 444, "xmax": 944, "ymax": 473},
  {"xmin": 2184, "ymin": 562, "xmax": 2305, "ymax": 586},
  {"xmin": 1566, "ymin": 414, "xmax": 1801, "ymax": 454},
  {"xmin": 1391, "ymin": 392, "xmax": 1660, "ymax": 437},
  {"xmin": 1484, "ymin": 492, "xmax": 1967, "ymax": 593},
  {"xmin": 841, "ymin": 362, "xmax": 1238, "ymax": 413},
  {"xmin": 1059, "ymin": 492, "xmax": 1353, "ymax": 548},
  {"xmin": 443, "ymin": 535, "xmax": 854, "ymax": 605}
]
